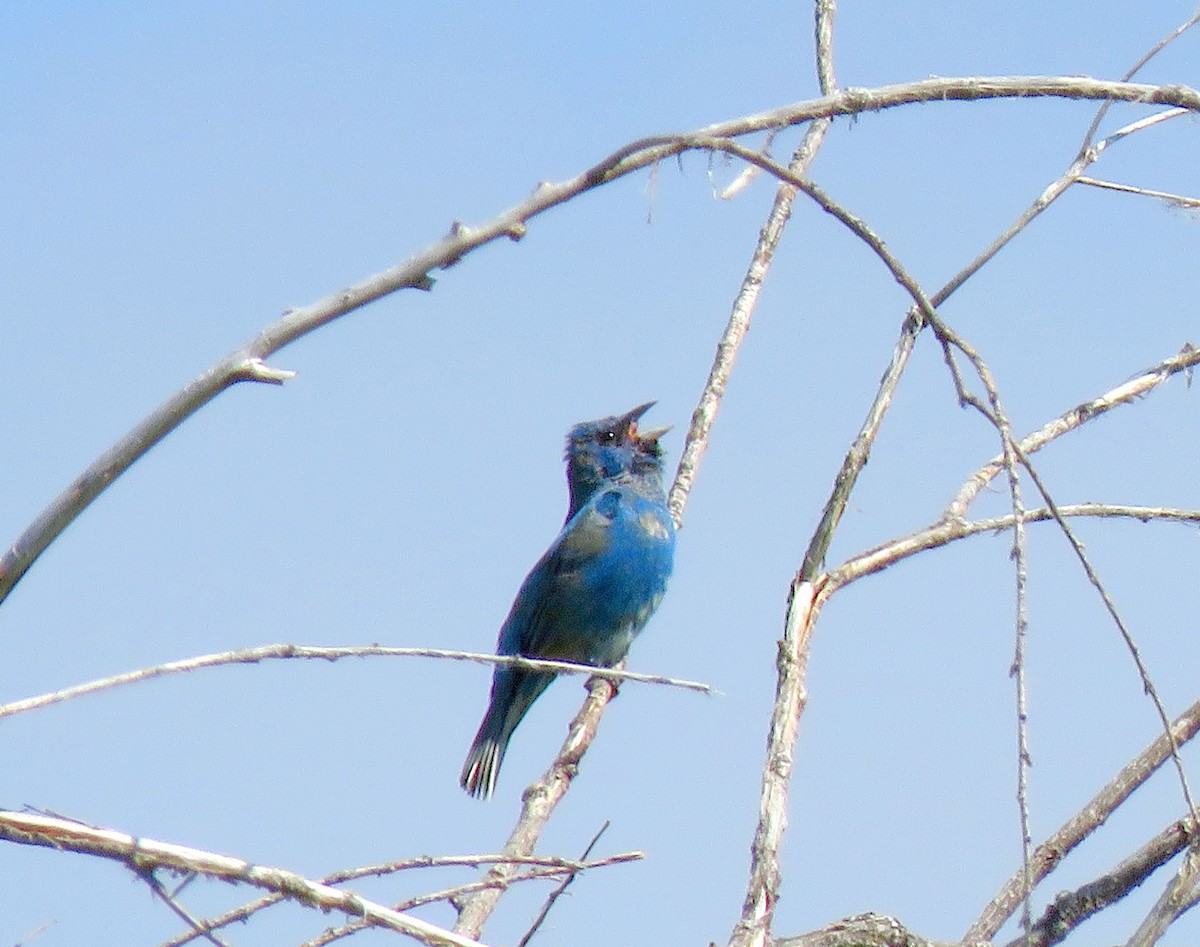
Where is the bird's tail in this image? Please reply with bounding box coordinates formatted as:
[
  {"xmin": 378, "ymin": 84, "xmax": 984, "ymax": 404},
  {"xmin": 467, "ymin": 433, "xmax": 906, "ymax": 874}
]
[
  {"xmin": 460, "ymin": 670, "xmax": 554, "ymax": 799},
  {"xmin": 460, "ymin": 728, "xmax": 505, "ymax": 799}
]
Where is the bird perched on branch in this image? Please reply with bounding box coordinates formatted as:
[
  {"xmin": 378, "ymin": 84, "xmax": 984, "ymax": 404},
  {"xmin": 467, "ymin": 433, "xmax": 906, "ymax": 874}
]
[{"xmin": 460, "ymin": 402, "xmax": 676, "ymax": 798}]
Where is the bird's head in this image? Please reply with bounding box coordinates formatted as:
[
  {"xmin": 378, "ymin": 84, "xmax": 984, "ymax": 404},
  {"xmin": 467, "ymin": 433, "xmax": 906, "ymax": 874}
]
[{"xmin": 564, "ymin": 402, "xmax": 669, "ymax": 517}]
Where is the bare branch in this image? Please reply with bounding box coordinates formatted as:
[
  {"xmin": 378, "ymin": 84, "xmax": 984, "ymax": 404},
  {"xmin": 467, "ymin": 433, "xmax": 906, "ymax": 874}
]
[
  {"xmin": 161, "ymin": 852, "xmax": 641, "ymax": 947},
  {"xmin": 3, "ymin": 75, "xmax": 1197, "ymax": 606},
  {"xmin": 690, "ymin": 49, "xmax": 1200, "ymax": 947},
  {"xmin": 915, "ymin": 319, "xmax": 1045, "ymax": 929},
  {"xmin": 681, "ymin": 73, "xmax": 1199, "ymax": 947},
  {"xmin": 947, "ymin": 344, "xmax": 1200, "ymax": 519},
  {"xmin": 1008, "ymin": 443, "xmax": 1200, "ymax": 821},
  {"xmin": 836, "ymin": 318, "xmax": 1200, "ymax": 941},
  {"xmin": 846, "ymin": 502, "xmax": 1200, "ymax": 584},
  {"xmin": 667, "ymin": 0, "xmax": 836, "ymax": 525},
  {"xmin": 776, "ymin": 812, "xmax": 1200, "ymax": 947},
  {"xmin": 931, "ymin": 333, "xmax": 1200, "ymax": 885},
  {"xmin": 940, "ymin": 6, "xmax": 1200, "ymax": 310},
  {"xmin": 934, "ymin": 103, "xmax": 1188, "ymax": 310},
  {"xmin": 967, "ymin": 697, "xmax": 1200, "ymax": 941},
  {"xmin": 722, "ymin": 150, "xmax": 933, "ymax": 946},
  {"xmin": 730, "ymin": 580, "xmax": 817, "ymax": 947},
  {"xmin": 1127, "ymin": 845, "xmax": 1200, "ymax": 945},
  {"xmin": 453, "ymin": 675, "xmax": 618, "ymax": 939},
  {"xmin": 0, "ymin": 810, "xmax": 485, "ymax": 947},
  {"xmin": 775, "ymin": 912, "xmax": 980, "ymax": 947},
  {"xmin": 294, "ymin": 853, "xmax": 639, "ymax": 947},
  {"xmin": 13, "ymin": 920, "xmax": 56, "ymax": 947},
  {"xmin": 822, "ymin": 345, "xmax": 1200, "ymax": 592},
  {"xmin": 938, "ymin": 322, "xmax": 1197, "ymax": 879},
  {"xmin": 1005, "ymin": 817, "xmax": 1197, "ymax": 947},
  {"xmin": 720, "ymin": 4, "xmax": 838, "ymax": 942},
  {"xmin": 0, "ymin": 643, "xmax": 712, "ymax": 721}
]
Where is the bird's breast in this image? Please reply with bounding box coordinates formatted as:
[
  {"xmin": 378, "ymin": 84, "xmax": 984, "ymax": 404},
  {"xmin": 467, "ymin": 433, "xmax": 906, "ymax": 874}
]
[{"xmin": 637, "ymin": 509, "xmax": 672, "ymax": 543}]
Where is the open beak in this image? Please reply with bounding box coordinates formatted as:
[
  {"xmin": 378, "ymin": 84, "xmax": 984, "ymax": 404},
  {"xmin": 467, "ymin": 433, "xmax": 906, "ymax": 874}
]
[
  {"xmin": 637, "ymin": 425, "xmax": 671, "ymax": 443},
  {"xmin": 616, "ymin": 402, "xmax": 670, "ymax": 445},
  {"xmin": 616, "ymin": 401, "xmax": 656, "ymax": 439}
]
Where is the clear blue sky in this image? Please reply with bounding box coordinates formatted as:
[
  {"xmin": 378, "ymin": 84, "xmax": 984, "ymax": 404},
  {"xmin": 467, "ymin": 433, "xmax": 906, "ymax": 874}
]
[{"xmin": 3, "ymin": 3, "xmax": 1200, "ymax": 945}]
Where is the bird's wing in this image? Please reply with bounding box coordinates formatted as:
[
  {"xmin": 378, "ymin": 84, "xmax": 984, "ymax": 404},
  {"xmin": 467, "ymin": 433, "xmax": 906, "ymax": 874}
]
[{"xmin": 499, "ymin": 491, "xmax": 619, "ymax": 660}]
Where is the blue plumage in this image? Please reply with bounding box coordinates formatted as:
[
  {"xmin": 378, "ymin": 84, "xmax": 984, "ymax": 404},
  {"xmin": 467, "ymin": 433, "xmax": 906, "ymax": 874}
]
[{"xmin": 460, "ymin": 403, "xmax": 676, "ymax": 798}]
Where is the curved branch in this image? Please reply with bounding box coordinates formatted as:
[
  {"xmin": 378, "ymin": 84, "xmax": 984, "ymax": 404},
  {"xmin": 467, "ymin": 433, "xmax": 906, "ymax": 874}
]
[{"xmin": 3, "ymin": 75, "xmax": 1198, "ymax": 606}]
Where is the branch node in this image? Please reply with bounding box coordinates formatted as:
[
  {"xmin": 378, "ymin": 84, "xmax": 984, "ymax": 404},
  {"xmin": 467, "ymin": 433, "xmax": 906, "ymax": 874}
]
[
  {"xmin": 234, "ymin": 358, "xmax": 297, "ymax": 386},
  {"xmin": 840, "ymin": 86, "xmax": 873, "ymax": 112}
]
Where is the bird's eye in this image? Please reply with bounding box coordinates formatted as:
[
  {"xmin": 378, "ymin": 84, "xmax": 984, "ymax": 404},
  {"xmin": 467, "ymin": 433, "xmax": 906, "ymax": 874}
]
[{"xmin": 599, "ymin": 429, "xmax": 617, "ymax": 444}]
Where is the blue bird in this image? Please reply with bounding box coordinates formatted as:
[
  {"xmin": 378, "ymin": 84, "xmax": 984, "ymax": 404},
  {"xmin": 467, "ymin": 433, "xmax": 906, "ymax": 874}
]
[{"xmin": 461, "ymin": 402, "xmax": 676, "ymax": 798}]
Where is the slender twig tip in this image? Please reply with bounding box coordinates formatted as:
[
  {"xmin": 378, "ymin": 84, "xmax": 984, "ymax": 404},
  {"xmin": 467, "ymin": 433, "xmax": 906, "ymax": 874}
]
[{"xmin": 237, "ymin": 358, "xmax": 297, "ymax": 385}]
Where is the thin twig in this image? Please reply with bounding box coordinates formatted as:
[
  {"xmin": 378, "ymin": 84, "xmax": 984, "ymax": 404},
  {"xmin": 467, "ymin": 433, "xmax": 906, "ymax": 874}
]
[
  {"xmin": 1011, "ymin": 444, "xmax": 1199, "ymax": 817},
  {"xmin": 947, "ymin": 344, "xmax": 1200, "ymax": 520},
  {"xmin": 921, "ymin": 323, "xmax": 1199, "ymax": 940},
  {"xmin": 299, "ymin": 856, "xmax": 638, "ymax": 947},
  {"xmin": 967, "ymin": 654, "xmax": 1200, "ymax": 941},
  {"xmin": 937, "ymin": 340, "xmax": 1200, "ymax": 947},
  {"xmin": 160, "ymin": 894, "xmax": 281, "ymax": 947},
  {"xmin": 935, "ymin": 104, "xmax": 1188, "ymax": 310},
  {"xmin": 517, "ymin": 821, "xmax": 611, "ymax": 947},
  {"xmin": 831, "ymin": 501, "xmax": 1200, "ymax": 588},
  {"xmin": 13, "ymin": 920, "xmax": 57, "ymax": 947},
  {"xmin": 161, "ymin": 853, "xmax": 642, "ymax": 947},
  {"xmin": 1076, "ymin": 176, "xmax": 1200, "ymax": 209},
  {"xmin": 923, "ymin": 320, "xmax": 1036, "ymax": 932},
  {"xmin": 0, "ymin": 643, "xmax": 712, "ymax": 721},
  {"xmin": 1076, "ymin": 9, "xmax": 1200, "ymax": 152},
  {"xmin": 141, "ymin": 870, "xmax": 230, "ymax": 947}
]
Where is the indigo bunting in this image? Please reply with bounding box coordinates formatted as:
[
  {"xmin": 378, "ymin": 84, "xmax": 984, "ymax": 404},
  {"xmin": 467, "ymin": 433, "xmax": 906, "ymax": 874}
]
[{"xmin": 461, "ymin": 402, "xmax": 676, "ymax": 798}]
